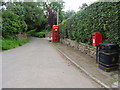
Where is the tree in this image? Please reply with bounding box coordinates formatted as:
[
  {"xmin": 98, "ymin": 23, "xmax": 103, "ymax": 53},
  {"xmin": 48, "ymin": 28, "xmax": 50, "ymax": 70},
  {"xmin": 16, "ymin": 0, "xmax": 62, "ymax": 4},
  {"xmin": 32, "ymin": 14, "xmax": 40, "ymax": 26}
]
[
  {"xmin": 48, "ymin": 1, "xmax": 65, "ymax": 24},
  {"xmin": 22, "ymin": 2, "xmax": 47, "ymax": 32},
  {"xmin": 40, "ymin": 1, "xmax": 65, "ymax": 28},
  {"xmin": 64, "ymin": 10, "xmax": 75, "ymax": 19},
  {"xmin": 7, "ymin": 2, "xmax": 25, "ymax": 20},
  {"xmin": 46, "ymin": 7, "xmax": 56, "ymax": 28},
  {"xmin": 79, "ymin": 3, "xmax": 88, "ymax": 10}
]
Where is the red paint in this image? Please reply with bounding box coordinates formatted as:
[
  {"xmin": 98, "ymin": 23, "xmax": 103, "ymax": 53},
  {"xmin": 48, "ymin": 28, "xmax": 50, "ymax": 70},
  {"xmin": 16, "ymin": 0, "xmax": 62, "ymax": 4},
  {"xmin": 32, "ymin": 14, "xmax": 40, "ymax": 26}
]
[
  {"xmin": 92, "ymin": 32, "xmax": 102, "ymax": 46},
  {"xmin": 52, "ymin": 25, "xmax": 60, "ymax": 42}
]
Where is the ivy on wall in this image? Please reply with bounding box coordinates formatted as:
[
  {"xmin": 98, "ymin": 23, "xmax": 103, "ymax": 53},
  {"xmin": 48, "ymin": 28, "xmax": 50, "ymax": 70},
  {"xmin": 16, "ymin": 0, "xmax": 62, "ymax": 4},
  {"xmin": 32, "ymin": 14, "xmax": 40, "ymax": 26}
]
[{"xmin": 60, "ymin": 2, "xmax": 120, "ymax": 46}]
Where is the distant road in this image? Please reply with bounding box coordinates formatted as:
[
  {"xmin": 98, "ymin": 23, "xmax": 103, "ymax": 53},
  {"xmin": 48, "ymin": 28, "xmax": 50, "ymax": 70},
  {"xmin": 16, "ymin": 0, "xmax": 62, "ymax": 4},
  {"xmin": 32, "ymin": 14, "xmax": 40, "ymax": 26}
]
[{"xmin": 2, "ymin": 37, "xmax": 100, "ymax": 88}]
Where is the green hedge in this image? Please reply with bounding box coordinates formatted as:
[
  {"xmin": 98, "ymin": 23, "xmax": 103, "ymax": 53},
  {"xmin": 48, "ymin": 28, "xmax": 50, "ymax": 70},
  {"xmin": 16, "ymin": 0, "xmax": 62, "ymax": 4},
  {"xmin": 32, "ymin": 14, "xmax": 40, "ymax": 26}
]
[{"xmin": 60, "ymin": 2, "xmax": 120, "ymax": 46}]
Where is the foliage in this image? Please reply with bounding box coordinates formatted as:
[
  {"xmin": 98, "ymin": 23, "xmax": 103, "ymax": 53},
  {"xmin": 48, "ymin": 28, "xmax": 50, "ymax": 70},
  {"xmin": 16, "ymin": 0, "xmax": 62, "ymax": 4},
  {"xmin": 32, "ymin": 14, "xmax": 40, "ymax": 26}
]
[
  {"xmin": 7, "ymin": 2, "xmax": 25, "ymax": 20},
  {"xmin": 27, "ymin": 29, "xmax": 36, "ymax": 36},
  {"xmin": 41, "ymin": 1, "xmax": 65, "ymax": 28},
  {"xmin": 78, "ymin": 3, "xmax": 88, "ymax": 10},
  {"xmin": 22, "ymin": 2, "xmax": 47, "ymax": 32},
  {"xmin": 2, "ymin": 1, "xmax": 65, "ymax": 39},
  {"xmin": 63, "ymin": 10, "xmax": 76, "ymax": 19},
  {"xmin": 1, "ymin": 38, "xmax": 30, "ymax": 50},
  {"xmin": 60, "ymin": 2, "xmax": 120, "ymax": 46},
  {"xmin": 34, "ymin": 32, "xmax": 46, "ymax": 38},
  {"xmin": 47, "ymin": 1, "xmax": 65, "ymax": 23},
  {"xmin": 0, "ymin": 9, "xmax": 2, "ymax": 36},
  {"xmin": 0, "ymin": 38, "xmax": 2, "ymax": 51},
  {"xmin": 27, "ymin": 30, "xmax": 50, "ymax": 38},
  {"xmin": 46, "ymin": 8, "xmax": 56, "ymax": 28},
  {"xmin": 2, "ymin": 2, "xmax": 48, "ymax": 38},
  {"xmin": 2, "ymin": 10, "xmax": 27, "ymax": 38},
  {"xmin": 1, "ymin": 2, "xmax": 58, "ymax": 50}
]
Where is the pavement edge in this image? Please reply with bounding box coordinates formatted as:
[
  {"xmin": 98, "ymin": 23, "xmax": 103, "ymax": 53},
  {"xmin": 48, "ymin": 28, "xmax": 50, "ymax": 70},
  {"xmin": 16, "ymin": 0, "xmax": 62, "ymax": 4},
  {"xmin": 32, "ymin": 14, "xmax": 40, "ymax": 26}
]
[{"xmin": 52, "ymin": 43, "xmax": 112, "ymax": 89}]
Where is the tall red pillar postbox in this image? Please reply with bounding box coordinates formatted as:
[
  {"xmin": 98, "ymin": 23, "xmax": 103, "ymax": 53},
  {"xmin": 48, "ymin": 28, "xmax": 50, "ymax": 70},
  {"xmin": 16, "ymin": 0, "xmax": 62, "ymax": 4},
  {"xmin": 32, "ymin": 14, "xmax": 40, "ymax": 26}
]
[
  {"xmin": 92, "ymin": 32, "xmax": 102, "ymax": 63},
  {"xmin": 92, "ymin": 32, "xmax": 102, "ymax": 46},
  {"xmin": 52, "ymin": 25, "xmax": 60, "ymax": 42}
]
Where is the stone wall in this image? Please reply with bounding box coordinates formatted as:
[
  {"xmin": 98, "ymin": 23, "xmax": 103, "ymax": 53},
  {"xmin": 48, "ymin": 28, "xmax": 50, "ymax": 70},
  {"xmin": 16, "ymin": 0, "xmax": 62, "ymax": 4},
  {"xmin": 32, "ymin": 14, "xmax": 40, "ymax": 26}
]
[
  {"xmin": 60, "ymin": 39, "xmax": 96, "ymax": 58},
  {"xmin": 18, "ymin": 33, "xmax": 27, "ymax": 40}
]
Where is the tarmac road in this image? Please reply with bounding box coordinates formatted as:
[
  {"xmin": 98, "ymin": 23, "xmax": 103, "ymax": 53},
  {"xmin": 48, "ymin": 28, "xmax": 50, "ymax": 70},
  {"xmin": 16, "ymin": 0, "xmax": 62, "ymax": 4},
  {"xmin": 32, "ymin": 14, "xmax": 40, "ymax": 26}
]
[{"xmin": 2, "ymin": 37, "xmax": 100, "ymax": 88}]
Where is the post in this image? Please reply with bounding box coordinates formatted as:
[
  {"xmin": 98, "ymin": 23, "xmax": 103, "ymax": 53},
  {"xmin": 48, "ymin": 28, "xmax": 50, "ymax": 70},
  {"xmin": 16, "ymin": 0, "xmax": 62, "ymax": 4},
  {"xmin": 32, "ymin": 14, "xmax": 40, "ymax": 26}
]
[
  {"xmin": 96, "ymin": 46, "xmax": 99, "ymax": 63},
  {"xmin": 57, "ymin": 9, "xmax": 59, "ymax": 25}
]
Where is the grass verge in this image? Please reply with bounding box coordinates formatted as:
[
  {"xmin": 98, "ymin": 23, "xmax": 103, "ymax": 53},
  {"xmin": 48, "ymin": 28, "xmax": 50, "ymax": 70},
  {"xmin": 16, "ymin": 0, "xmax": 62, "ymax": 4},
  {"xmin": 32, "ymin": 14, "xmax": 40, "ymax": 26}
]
[{"xmin": 0, "ymin": 38, "xmax": 30, "ymax": 51}]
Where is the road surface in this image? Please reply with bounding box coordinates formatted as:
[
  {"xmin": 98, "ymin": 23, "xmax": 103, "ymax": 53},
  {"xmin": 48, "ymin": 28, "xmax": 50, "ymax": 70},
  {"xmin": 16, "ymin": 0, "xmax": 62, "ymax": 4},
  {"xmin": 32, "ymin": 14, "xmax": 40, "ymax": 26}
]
[{"xmin": 2, "ymin": 37, "xmax": 100, "ymax": 88}]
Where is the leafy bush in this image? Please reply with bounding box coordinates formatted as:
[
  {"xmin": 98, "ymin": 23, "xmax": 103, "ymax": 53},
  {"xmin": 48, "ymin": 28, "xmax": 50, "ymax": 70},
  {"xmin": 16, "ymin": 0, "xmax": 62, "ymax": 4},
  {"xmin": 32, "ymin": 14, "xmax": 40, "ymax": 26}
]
[
  {"xmin": 34, "ymin": 32, "xmax": 46, "ymax": 38},
  {"xmin": 27, "ymin": 30, "xmax": 50, "ymax": 38},
  {"xmin": 59, "ymin": 2, "xmax": 120, "ymax": 46},
  {"xmin": 1, "ymin": 38, "xmax": 30, "ymax": 50},
  {"xmin": 27, "ymin": 29, "xmax": 36, "ymax": 36},
  {"xmin": 2, "ymin": 10, "xmax": 28, "ymax": 38},
  {"xmin": 35, "ymin": 30, "xmax": 50, "ymax": 38}
]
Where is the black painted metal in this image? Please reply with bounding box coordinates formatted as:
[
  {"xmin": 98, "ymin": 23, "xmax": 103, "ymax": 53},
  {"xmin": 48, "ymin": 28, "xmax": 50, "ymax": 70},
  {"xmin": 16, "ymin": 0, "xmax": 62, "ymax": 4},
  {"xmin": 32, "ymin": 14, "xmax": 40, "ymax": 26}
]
[{"xmin": 98, "ymin": 43, "xmax": 119, "ymax": 72}]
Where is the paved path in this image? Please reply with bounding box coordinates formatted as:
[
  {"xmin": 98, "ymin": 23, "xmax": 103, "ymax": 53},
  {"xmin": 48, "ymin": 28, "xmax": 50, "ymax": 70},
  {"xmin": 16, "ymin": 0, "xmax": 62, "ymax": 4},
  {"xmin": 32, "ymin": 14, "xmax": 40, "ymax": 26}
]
[{"xmin": 2, "ymin": 37, "xmax": 100, "ymax": 88}]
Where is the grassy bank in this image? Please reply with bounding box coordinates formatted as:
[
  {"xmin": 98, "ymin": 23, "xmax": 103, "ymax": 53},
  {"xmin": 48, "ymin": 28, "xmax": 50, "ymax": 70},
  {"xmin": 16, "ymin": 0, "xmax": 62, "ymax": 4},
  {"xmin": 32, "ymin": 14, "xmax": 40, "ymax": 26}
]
[{"xmin": 0, "ymin": 38, "xmax": 30, "ymax": 51}]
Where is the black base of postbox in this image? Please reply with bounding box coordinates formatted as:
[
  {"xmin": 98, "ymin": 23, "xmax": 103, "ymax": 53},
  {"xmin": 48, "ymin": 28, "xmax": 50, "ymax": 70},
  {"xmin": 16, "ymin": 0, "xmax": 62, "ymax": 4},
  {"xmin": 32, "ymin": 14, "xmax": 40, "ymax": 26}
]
[
  {"xmin": 98, "ymin": 61, "xmax": 119, "ymax": 72},
  {"xmin": 98, "ymin": 43, "xmax": 119, "ymax": 72}
]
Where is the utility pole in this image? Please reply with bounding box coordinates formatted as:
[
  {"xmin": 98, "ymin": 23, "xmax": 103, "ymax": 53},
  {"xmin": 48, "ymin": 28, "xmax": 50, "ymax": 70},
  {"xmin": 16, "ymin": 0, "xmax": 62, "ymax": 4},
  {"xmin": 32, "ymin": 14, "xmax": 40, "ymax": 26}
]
[{"xmin": 57, "ymin": 9, "xmax": 59, "ymax": 25}]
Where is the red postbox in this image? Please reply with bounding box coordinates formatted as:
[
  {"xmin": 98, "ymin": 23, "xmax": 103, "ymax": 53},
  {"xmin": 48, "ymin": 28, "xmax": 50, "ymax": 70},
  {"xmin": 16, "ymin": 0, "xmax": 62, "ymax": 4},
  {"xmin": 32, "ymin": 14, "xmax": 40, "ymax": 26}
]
[
  {"xmin": 92, "ymin": 32, "xmax": 102, "ymax": 46},
  {"xmin": 52, "ymin": 25, "xmax": 60, "ymax": 42}
]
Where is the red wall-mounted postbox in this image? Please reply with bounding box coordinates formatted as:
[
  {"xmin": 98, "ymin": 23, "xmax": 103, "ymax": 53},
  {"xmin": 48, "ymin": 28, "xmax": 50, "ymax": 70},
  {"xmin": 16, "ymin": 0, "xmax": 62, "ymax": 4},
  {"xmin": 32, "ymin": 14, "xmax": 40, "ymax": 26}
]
[
  {"xmin": 52, "ymin": 25, "xmax": 60, "ymax": 42},
  {"xmin": 92, "ymin": 32, "xmax": 102, "ymax": 46}
]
